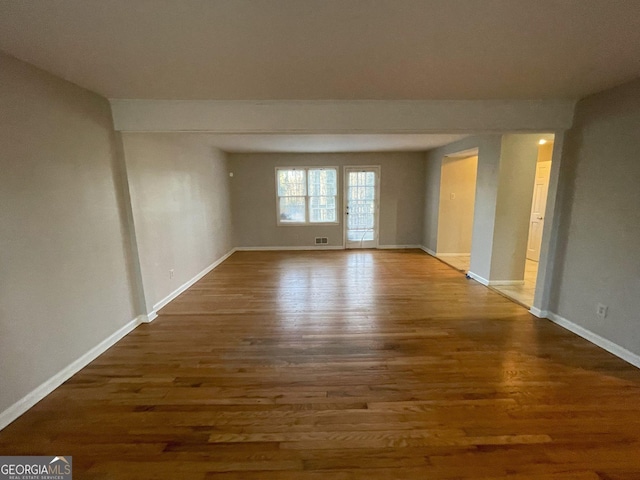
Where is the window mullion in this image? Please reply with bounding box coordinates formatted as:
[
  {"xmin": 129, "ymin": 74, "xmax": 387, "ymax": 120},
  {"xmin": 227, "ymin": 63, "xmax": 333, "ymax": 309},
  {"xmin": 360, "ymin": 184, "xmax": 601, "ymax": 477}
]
[{"xmin": 277, "ymin": 167, "xmax": 337, "ymax": 225}]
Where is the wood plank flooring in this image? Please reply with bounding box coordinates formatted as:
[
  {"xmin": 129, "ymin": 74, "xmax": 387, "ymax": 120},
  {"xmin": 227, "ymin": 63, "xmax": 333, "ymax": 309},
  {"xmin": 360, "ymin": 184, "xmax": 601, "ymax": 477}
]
[{"xmin": 1, "ymin": 250, "xmax": 640, "ymax": 479}]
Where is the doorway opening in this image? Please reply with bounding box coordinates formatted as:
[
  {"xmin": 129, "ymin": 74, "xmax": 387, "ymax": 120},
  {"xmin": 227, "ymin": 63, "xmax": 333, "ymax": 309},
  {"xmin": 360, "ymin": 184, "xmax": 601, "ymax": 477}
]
[
  {"xmin": 435, "ymin": 149, "xmax": 478, "ymax": 272},
  {"xmin": 492, "ymin": 135, "xmax": 554, "ymax": 307}
]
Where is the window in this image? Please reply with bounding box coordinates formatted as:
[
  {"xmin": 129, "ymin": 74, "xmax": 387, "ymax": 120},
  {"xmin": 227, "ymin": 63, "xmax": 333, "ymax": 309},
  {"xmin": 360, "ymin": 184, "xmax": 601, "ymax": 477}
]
[{"xmin": 276, "ymin": 168, "xmax": 338, "ymax": 224}]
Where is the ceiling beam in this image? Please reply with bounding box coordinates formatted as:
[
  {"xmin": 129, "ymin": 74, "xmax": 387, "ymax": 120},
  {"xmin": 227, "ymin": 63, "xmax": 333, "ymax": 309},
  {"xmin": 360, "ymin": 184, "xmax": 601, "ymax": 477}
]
[{"xmin": 110, "ymin": 99, "xmax": 576, "ymax": 134}]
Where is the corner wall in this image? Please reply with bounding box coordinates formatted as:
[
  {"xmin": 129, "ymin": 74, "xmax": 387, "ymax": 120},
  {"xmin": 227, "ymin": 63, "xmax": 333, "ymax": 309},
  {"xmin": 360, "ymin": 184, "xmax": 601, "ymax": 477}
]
[
  {"xmin": 121, "ymin": 134, "xmax": 234, "ymax": 314},
  {"xmin": 0, "ymin": 53, "xmax": 139, "ymax": 420},
  {"xmin": 549, "ymin": 78, "xmax": 640, "ymax": 359}
]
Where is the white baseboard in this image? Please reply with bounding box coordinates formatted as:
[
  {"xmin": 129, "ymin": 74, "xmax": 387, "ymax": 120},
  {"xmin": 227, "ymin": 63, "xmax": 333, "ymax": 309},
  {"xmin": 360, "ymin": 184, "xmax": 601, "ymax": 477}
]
[
  {"xmin": 488, "ymin": 279, "xmax": 525, "ymax": 286},
  {"xmin": 235, "ymin": 246, "xmax": 344, "ymax": 251},
  {"xmin": 436, "ymin": 253, "xmax": 471, "ymax": 257},
  {"xmin": 236, "ymin": 245, "xmax": 421, "ymax": 252},
  {"xmin": 546, "ymin": 312, "xmax": 640, "ymax": 369},
  {"xmin": 529, "ymin": 307, "xmax": 548, "ymax": 318},
  {"xmin": 0, "ymin": 315, "xmax": 144, "ymax": 431},
  {"xmin": 420, "ymin": 246, "xmax": 436, "ymax": 256},
  {"xmin": 452, "ymin": 270, "xmax": 523, "ymax": 288},
  {"xmin": 150, "ymin": 248, "xmax": 236, "ymax": 314},
  {"xmin": 466, "ymin": 271, "xmax": 489, "ymax": 286}
]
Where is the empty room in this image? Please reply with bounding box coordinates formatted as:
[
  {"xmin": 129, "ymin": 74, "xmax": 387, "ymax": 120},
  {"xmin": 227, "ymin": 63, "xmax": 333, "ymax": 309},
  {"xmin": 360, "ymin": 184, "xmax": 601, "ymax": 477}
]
[{"xmin": 1, "ymin": 1, "xmax": 640, "ymax": 479}]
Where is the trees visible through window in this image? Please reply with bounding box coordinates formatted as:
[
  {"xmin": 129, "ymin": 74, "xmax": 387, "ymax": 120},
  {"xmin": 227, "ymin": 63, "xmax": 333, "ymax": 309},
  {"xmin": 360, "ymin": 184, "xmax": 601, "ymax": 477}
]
[{"xmin": 276, "ymin": 168, "xmax": 337, "ymax": 224}]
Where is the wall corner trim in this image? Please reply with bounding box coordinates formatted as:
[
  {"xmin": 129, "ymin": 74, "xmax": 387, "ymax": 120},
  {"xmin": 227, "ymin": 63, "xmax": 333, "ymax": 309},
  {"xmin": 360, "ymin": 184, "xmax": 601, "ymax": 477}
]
[
  {"xmin": 466, "ymin": 271, "xmax": 489, "ymax": 286},
  {"xmin": 0, "ymin": 315, "xmax": 144, "ymax": 432},
  {"xmin": 151, "ymin": 248, "xmax": 236, "ymax": 314},
  {"xmin": 420, "ymin": 246, "xmax": 437, "ymax": 256},
  {"xmin": 546, "ymin": 312, "xmax": 640, "ymax": 369},
  {"xmin": 529, "ymin": 307, "xmax": 548, "ymax": 318}
]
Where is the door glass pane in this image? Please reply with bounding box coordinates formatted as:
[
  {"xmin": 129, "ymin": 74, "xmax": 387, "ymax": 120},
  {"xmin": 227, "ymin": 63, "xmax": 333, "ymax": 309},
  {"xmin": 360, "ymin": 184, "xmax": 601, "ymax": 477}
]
[{"xmin": 347, "ymin": 171, "xmax": 376, "ymax": 242}]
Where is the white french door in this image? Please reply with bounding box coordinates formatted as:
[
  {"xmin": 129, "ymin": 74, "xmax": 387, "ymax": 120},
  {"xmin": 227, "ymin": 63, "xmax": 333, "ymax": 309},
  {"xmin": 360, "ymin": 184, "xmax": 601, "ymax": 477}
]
[{"xmin": 344, "ymin": 166, "xmax": 380, "ymax": 249}]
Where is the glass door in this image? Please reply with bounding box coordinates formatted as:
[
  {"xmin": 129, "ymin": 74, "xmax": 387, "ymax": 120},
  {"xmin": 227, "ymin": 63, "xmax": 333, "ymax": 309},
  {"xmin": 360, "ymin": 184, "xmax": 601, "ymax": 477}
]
[{"xmin": 344, "ymin": 167, "xmax": 380, "ymax": 249}]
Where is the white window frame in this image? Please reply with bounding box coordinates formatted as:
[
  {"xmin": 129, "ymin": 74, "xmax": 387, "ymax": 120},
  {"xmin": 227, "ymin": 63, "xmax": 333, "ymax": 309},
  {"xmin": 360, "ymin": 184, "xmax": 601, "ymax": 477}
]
[{"xmin": 275, "ymin": 167, "xmax": 339, "ymax": 226}]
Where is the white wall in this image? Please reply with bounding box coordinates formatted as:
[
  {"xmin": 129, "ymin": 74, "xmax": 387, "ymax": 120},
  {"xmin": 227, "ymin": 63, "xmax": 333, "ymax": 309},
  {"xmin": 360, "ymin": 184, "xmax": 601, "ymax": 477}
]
[
  {"xmin": 0, "ymin": 53, "xmax": 138, "ymax": 418},
  {"xmin": 549, "ymin": 78, "xmax": 640, "ymax": 357},
  {"xmin": 121, "ymin": 134, "xmax": 234, "ymax": 313},
  {"xmin": 437, "ymin": 156, "xmax": 478, "ymax": 254},
  {"xmin": 230, "ymin": 152, "xmax": 425, "ymax": 248},
  {"xmin": 489, "ymin": 134, "xmax": 539, "ymax": 282},
  {"xmin": 467, "ymin": 138, "xmax": 504, "ymax": 280}
]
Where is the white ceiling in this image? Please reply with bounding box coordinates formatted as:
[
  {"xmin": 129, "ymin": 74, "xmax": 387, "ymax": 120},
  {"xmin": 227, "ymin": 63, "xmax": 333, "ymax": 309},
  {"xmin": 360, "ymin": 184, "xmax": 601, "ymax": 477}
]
[
  {"xmin": 198, "ymin": 133, "xmax": 470, "ymax": 153},
  {"xmin": 1, "ymin": 1, "xmax": 635, "ymax": 154},
  {"xmin": 0, "ymin": 0, "xmax": 639, "ymax": 101}
]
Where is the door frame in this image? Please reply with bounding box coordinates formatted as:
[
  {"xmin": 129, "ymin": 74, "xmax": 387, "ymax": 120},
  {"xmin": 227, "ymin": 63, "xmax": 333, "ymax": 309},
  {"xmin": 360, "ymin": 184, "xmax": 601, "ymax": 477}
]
[{"xmin": 343, "ymin": 166, "xmax": 381, "ymax": 249}]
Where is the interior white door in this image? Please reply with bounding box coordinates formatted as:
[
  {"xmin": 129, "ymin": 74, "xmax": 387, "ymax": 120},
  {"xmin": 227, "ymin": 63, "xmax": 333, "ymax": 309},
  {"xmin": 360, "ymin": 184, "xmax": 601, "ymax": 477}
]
[
  {"xmin": 526, "ymin": 160, "xmax": 551, "ymax": 261},
  {"xmin": 344, "ymin": 167, "xmax": 380, "ymax": 249}
]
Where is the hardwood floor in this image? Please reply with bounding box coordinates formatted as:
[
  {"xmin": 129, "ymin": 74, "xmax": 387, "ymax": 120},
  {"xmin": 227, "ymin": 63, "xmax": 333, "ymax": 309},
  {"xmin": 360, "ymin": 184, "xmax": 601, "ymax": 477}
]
[
  {"xmin": 1, "ymin": 250, "xmax": 640, "ymax": 479},
  {"xmin": 435, "ymin": 254, "xmax": 539, "ymax": 308}
]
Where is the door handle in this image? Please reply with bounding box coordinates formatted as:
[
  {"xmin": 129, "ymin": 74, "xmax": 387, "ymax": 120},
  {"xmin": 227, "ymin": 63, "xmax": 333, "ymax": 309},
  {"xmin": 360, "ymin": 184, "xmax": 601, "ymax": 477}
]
[{"xmin": 537, "ymin": 216, "xmax": 543, "ymax": 220}]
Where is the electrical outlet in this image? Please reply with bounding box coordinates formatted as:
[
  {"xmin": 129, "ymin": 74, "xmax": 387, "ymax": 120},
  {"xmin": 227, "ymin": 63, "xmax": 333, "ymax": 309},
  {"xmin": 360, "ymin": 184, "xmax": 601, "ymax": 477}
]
[
  {"xmin": 596, "ymin": 303, "xmax": 608, "ymax": 319},
  {"xmin": 450, "ymin": 193, "xmax": 456, "ymax": 200},
  {"xmin": 169, "ymin": 269, "xmax": 174, "ymax": 279}
]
